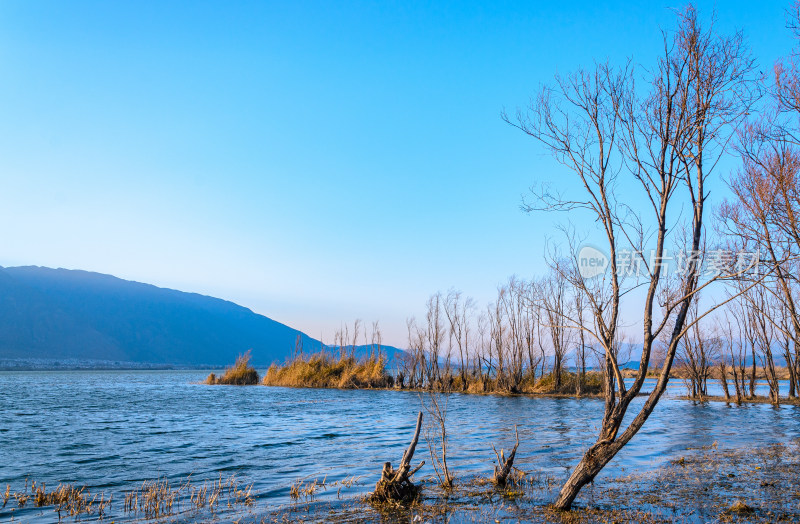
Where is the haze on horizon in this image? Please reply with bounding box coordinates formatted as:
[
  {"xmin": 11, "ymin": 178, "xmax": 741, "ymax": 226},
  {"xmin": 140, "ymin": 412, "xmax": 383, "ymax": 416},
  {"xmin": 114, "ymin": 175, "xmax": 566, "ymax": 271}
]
[{"xmin": 0, "ymin": 0, "xmax": 793, "ymax": 346}]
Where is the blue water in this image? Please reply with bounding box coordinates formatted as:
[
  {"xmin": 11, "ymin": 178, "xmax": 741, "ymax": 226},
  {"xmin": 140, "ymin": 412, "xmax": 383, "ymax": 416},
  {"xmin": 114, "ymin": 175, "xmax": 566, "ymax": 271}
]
[{"xmin": 0, "ymin": 370, "xmax": 798, "ymax": 521}]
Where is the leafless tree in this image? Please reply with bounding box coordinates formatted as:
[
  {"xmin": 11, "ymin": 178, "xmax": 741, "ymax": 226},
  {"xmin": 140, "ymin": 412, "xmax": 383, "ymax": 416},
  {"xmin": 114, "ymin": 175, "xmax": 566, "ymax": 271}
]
[
  {"xmin": 679, "ymin": 306, "xmax": 720, "ymax": 400},
  {"xmin": 538, "ymin": 269, "xmax": 574, "ymax": 391},
  {"xmin": 425, "ymin": 293, "xmax": 445, "ymax": 389},
  {"xmin": 444, "ymin": 289, "xmax": 475, "ymax": 391},
  {"xmin": 421, "ymin": 392, "xmax": 454, "ymax": 488},
  {"xmin": 504, "ymin": 6, "xmax": 757, "ymax": 509},
  {"xmin": 748, "ymin": 284, "xmax": 782, "ymax": 404}
]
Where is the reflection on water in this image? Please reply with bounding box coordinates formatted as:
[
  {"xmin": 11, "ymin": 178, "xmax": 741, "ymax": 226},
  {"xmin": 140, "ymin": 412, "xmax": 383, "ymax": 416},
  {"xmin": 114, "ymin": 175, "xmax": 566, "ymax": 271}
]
[{"xmin": 0, "ymin": 370, "xmax": 797, "ymax": 521}]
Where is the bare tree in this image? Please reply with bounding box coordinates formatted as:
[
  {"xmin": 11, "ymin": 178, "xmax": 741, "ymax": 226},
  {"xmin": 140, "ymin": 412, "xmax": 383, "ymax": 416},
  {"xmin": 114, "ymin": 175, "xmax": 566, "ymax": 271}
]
[
  {"xmin": 679, "ymin": 305, "xmax": 720, "ymax": 400},
  {"xmin": 425, "ymin": 293, "xmax": 445, "ymax": 389},
  {"xmin": 422, "ymin": 393, "xmax": 454, "ymax": 488},
  {"xmin": 444, "ymin": 289, "xmax": 475, "ymax": 391},
  {"xmin": 505, "ymin": 6, "xmax": 757, "ymax": 509},
  {"xmin": 538, "ymin": 269, "xmax": 573, "ymax": 391}
]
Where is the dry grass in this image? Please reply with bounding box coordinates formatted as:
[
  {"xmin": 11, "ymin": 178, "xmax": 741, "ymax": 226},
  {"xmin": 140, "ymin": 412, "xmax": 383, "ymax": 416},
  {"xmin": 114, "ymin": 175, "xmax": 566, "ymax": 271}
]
[
  {"xmin": 263, "ymin": 352, "xmax": 391, "ymax": 389},
  {"xmin": 439, "ymin": 370, "xmax": 604, "ymax": 396},
  {"xmin": 2, "ymin": 474, "xmax": 254, "ymax": 521},
  {"xmin": 290, "ymin": 477, "xmax": 324, "ymax": 501},
  {"xmin": 3, "ymin": 480, "xmax": 111, "ymax": 518},
  {"xmin": 123, "ymin": 474, "xmax": 253, "ymax": 518},
  {"xmin": 124, "ymin": 478, "xmax": 178, "ymax": 518},
  {"xmin": 529, "ymin": 370, "xmax": 604, "ymax": 395},
  {"xmin": 289, "ymin": 475, "xmax": 364, "ymax": 502},
  {"xmin": 205, "ymin": 350, "xmax": 260, "ymax": 385}
]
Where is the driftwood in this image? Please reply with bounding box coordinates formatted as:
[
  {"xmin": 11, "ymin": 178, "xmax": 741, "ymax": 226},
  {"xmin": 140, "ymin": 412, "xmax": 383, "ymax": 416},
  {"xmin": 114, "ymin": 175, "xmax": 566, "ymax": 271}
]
[
  {"xmin": 369, "ymin": 411, "xmax": 425, "ymax": 503},
  {"xmin": 491, "ymin": 426, "xmax": 520, "ymax": 486}
]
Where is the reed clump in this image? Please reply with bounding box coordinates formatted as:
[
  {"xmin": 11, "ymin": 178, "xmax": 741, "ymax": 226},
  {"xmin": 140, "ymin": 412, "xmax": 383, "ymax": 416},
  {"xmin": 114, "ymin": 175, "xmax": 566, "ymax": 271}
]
[
  {"xmin": 124, "ymin": 478, "xmax": 177, "ymax": 518},
  {"xmin": 35, "ymin": 482, "xmax": 111, "ymax": 517},
  {"xmin": 4, "ymin": 481, "xmax": 111, "ymax": 517},
  {"xmin": 263, "ymin": 352, "xmax": 391, "ymax": 389},
  {"xmin": 205, "ymin": 350, "xmax": 260, "ymax": 385}
]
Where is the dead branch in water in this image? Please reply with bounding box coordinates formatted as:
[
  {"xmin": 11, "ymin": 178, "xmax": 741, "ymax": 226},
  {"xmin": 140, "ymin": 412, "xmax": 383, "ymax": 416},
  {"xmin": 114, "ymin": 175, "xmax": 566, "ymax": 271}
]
[
  {"xmin": 491, "ymin": 425, "xmax": 520, "ymax": 486},
  {"xmin": 369, "ymin": 411, "xmax": 425, "ymax": 504}
]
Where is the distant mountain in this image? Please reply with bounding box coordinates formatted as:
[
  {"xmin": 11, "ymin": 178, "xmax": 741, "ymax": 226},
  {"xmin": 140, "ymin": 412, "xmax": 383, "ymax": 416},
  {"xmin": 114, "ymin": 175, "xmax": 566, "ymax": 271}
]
[{"xmin": 0, "ymin": 266, "xmax": 400, "ymax": 368}]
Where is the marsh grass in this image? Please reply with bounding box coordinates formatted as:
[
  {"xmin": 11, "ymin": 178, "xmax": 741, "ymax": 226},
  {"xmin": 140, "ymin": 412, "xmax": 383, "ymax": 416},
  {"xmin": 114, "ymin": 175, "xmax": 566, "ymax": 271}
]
[
  {"xmin": 443, "ymin": 370, "xmax": 604, "ymax": 397},
  {"xmin": 289, "ymin": 475, "xmax": 365, "ymax": 502},
  {"xmin": 124, "ymin": 478, "xmax": 177, "ymax": 518},
  {"xmin": 261, "ymin": 351, "xmax": 605, "ymax": 398},
  {"xmin": 263, "ymin": 352, "xmax": 390, "ymax": 389},
  {"xmin": 205, "ymin": 350, "xmax": 260, "ymax": 385},
  {"xmin": 3, "ymin": 480, "xmax": 112, "ymax": 518},
  {"xmin": 1, "ymin": 474, "xmax": 257, "ymax": 522},
  {"xmin": 529, "ymin": 370, "xmax": 604, "ymax": 395},
  {"xmin": 122, "ymin": 474, "xmax": 254, "ymax": 518},
  {"xmin": 269, "ymin": 440, "xmax": 800, "ymax": 523}
]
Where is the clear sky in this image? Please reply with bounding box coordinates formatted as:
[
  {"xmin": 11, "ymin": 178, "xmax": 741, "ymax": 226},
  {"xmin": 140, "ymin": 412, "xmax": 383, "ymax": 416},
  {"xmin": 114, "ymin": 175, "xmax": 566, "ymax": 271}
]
[{"xmin": 0, "ymin": 1, "xmax": 794, "ymax": 346}]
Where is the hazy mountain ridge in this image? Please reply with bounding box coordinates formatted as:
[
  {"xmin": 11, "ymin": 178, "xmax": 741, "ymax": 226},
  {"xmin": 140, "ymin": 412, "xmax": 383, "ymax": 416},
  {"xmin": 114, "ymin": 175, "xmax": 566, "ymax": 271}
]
[{"xmin": 0, "ymin": 266, "xmax": 392, "ymax": 367}]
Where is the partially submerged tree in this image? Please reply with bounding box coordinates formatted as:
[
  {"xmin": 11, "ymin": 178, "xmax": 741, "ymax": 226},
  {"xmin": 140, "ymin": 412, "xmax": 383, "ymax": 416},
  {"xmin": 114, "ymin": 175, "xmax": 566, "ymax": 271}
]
[
  {"xmin": 370, "ymin": 412, "xmax": 425, "ymax": 504},
  {"xmin": 679, "ymin": 305, "xmax": 720, "ymax": 400},
  {"xmin": 491, "ymin": 426, "xmax": 520, "ymax": 487},
  {"xmin": 505, "ymin": 6, "xmax": 757, "ymax": 509}
]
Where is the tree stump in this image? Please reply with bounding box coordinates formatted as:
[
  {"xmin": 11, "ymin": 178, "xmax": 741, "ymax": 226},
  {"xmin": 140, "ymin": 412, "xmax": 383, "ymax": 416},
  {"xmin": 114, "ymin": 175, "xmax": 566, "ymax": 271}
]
[
  {"xmin": 369, "ymin": 411, "xmax": 425, "ymax": 503},
  {"xmin": 491, "ymin": 425, "xmax": 520, "ymax": 487}
]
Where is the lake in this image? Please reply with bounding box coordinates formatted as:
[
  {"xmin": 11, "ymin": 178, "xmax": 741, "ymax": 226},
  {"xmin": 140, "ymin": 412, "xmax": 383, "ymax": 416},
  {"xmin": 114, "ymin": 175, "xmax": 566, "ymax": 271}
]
[{"xmin": 1, "ymin": 370, "xmax": 798, "ymax": 522}]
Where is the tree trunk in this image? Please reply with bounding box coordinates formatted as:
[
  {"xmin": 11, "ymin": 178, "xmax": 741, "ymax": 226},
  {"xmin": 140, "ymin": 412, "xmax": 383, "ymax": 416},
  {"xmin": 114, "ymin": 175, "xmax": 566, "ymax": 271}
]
[
  {"xmin": 554, "ymin": 439, "xmax": 620, "ymax": 509},
  {"xmin": 370, "ymin": 412, "xmax": 425, "ymax": 503},
  {"xmin": 492, "ymin": 426, "xmax": 520, "ymax": 487},
  {"xmin": 719, "ymin": 362, "xmax": 731, "ymax": 401}
]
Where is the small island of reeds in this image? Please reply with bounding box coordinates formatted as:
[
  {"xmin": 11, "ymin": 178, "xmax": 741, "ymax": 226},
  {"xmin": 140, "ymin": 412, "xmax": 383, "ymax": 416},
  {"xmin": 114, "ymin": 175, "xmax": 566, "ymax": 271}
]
[
  {"xmin": 208, "ymin": 347, "xmax": 606, "ymax": 397},
  {"xmin": 204, "ymin": 351, "xmax": 260, "ymax": 385}
]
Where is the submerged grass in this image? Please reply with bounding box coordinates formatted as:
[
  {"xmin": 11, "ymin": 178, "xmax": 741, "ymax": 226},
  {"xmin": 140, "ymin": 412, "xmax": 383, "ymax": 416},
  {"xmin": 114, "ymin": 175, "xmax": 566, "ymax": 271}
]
[
  {"xmin": 205, "ymin": 350, "xmax": 260, "ymax": 385},
  {"xmin": 1, "ymin": 474, "xmax": 254, "ymax": 521},
  {"xmin": 264, "ymin": 440, "xmax": 800, "ymax": 523},
  {"xmin": 3, "ymin": 440, "xmax": 798, "ymax": 522},
  {"xmin": 2, "ymin": 480, "xmax": 112, "ymax": 519},
  {"xmin": 263, "ymin": 352, "xmax": 391, "ymax": 389}
]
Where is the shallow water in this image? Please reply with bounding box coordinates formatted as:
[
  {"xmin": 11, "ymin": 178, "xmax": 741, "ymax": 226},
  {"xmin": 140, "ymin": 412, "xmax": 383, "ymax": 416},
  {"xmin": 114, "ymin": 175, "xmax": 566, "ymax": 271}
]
[{"xmin": 0, "ymin": 370, "xmax": 797, "ymax": 522}]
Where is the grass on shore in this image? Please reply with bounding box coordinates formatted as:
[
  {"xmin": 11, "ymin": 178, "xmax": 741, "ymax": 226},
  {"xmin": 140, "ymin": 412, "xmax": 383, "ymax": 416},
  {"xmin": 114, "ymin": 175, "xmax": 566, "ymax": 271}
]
[
  {"xmin": 262, "ymin": 353, "xmax": 391, "ymax": 389},
  {"xmin": 528, "ymin": 370, "xmax": 604, "ymax": 396},
  {"xmin": 205, "ymin": 351, "xmax": 260, "ymax": 385}
]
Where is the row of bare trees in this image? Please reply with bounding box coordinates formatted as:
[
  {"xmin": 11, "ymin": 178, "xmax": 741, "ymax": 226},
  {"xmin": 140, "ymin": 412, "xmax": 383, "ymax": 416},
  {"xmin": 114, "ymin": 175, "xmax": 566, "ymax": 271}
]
[
  {"xmin": 680, "ymin": 279, "xmax": 800, "ymax": 404},
  {"xmin": 328, "ymin": 319, "xmax": 386, "ymax": 362},
  {"xmin": 396, "ymin": 272, "xmax": 602, "ymax": 395}
]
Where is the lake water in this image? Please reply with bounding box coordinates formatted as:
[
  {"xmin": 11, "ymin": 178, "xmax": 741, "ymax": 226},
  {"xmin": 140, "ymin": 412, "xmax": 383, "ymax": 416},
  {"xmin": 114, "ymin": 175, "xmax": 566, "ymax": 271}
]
[{"xmin": 1, "ymin": 370, "xmax": 798, "ymax": 522}]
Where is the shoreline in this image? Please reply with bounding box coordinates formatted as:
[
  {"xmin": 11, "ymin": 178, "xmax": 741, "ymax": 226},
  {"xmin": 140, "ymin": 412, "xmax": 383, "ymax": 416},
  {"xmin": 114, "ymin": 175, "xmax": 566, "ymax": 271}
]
[
  {"xmin": 5, "ymin": 440, "xmax": 796, "ymax": 523},
  {"xmin": 676, "ymin": 394, "xmax": 800, "ymax": 406}
]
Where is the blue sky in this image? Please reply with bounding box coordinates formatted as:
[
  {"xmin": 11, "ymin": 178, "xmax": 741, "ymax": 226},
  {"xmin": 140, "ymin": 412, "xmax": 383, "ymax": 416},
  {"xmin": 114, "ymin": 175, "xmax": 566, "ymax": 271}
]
[{"xmin": 0, "ymin": 1, "xmax": 794, "ymax": 346}]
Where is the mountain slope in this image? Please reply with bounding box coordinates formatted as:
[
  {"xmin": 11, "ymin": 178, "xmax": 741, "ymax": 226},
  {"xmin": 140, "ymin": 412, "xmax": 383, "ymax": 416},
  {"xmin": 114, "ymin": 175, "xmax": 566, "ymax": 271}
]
[{"xmin": 0, "ymin": 266, "xmax": 320, "ymax": 366}]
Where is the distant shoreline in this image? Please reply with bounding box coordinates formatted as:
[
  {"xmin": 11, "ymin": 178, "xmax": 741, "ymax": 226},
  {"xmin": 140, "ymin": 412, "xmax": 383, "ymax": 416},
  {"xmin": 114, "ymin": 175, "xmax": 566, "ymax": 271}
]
[{"xmin": 0, "ymin": 360, "xmax": 224, "ymax": 372}]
